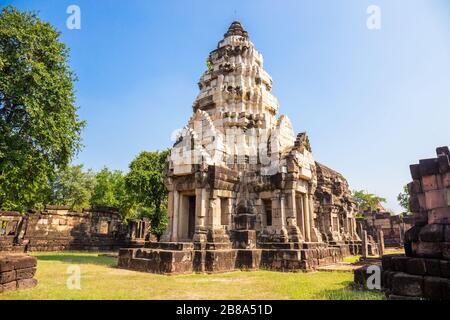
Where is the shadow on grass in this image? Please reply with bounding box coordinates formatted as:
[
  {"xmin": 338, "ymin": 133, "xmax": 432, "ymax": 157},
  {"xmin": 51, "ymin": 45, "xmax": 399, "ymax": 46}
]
[
  {"xmin": 314, "ymin": 281, "xmax": 385, "ymax": 300},
  {"xmin": 34, "ymin": 252, "xmax": 117, "ymax": 267}
]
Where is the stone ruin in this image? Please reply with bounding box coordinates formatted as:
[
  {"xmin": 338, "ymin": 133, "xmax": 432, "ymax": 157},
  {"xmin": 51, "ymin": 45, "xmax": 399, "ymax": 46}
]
[
  {"xmin": 0, "ymin": 255, "xmax": 37, "ymax": 294},
  {"xmin": 118, "ymin": 21, "xmax": 361, "ymax": 274},
  {"xmin": 314, "ymin": 162, "xmax": 361, "ymax": 256},
  {"xmin": 357, "ymin": 210, "xmax": 413, "ymax": 248},
  {"xmin": 382, "ymin": 147, "xmax": 450, "ymax": 299},
  {"xmin": 0, "ymin": 206, "xmax": 150, "ymax": 252}
]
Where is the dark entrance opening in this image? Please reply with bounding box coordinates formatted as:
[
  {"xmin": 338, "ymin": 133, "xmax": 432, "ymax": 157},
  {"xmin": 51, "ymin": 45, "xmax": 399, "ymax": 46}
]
[
  {"xmin": 188, "ymin": 196, "xmax": 196, "ymax": 239},
  {"xmin": 263, "ymin": 199, "xmax": 272, "ymax": 226}
]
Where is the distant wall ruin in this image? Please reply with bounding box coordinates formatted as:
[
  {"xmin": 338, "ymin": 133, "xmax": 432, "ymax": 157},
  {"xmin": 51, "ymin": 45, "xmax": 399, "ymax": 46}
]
[
  {"xmin": 0, "ymin": 206, "xmax": 150, "ymax": 252},
  {"xmin": 357, "ymin": 211, "xmax": 413, "ymax": 248}
]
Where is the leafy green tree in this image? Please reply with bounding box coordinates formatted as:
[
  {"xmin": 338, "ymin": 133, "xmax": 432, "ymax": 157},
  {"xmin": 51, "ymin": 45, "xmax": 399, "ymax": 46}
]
[
  {"xmin": 125, "ymin": 150, "xmax": 170, "ymax": 237},
  {"xmin": 91, "ymin": 168, "xmax": 127, "ymax": 210},
  {"xmin": 49, "ymin": 165, "xmax": 94, "ymax": 211},
  {"xmin": 397, "ymin": 185, "xmax": 411, "ymax": 216},
  {"xmin": 0, "ymin": 7, "xmax": 84, "ymax": 212},
  {"xmin": 352, "ymin": 190, "xmax": 387, "ymax": 213}
]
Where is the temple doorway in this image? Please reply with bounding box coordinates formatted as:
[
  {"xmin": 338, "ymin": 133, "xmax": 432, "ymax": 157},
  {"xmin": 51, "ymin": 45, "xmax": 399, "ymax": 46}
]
[
  {"xmin": 178, "ymin": 194, "xmax": 196, "ymax": 241},
  {"xmin": 188, "ymin": 196, "xmax": 196, "ymax": 239}
]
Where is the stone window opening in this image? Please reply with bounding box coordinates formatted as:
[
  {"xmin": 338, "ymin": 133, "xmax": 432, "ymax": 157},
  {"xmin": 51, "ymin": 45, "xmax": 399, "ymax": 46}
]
[
  {"xmin": 6, "ymin": 221, "xmax": 17, "ymax": 236},
  {"xmin": 332, "ymin": 216, "xmax": 339, "ymax": 232},
  {"xmin": 190, "ymin": 137, "xmax": 195, "ymax": 151},
  {"xmin": 98, "ymin": 220, "xmax": 110, "ymax": 235},
  {"xmin": 0, "ymin": 220, "xmax": 7, "ymax": 236}
]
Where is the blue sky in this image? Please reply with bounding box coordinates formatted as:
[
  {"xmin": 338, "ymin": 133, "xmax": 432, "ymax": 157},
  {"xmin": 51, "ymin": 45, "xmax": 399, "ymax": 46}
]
[{"xmin": 5, "ymin": 0, "xmax": 450, "ymax": 212}]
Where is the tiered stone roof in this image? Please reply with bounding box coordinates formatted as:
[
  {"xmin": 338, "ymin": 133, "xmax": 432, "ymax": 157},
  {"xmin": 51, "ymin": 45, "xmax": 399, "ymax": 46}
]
[{"xmin": 224, "ymin": 21, "xmax": 249, "ymax": 38}]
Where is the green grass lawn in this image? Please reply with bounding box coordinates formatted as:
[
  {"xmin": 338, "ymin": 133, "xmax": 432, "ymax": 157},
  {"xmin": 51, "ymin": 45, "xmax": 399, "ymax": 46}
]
[
  {"xmin": 0, "ymin": 252, "xmax": 384, "ymax": 300},
  {"xmin": 342, "ymin": 255, "xmax": 361, "ymax": 264}
]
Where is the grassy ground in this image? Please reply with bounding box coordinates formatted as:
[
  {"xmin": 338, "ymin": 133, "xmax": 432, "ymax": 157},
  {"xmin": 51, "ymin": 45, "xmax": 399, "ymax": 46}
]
[
  {"xmin": 342, "ymin": 255, "xmax": 361, "ymax": 264},
  {"xmin": 384, "ymin": 248, "xmax": 405, "ymax": 255},
  {"xmin": 0, "ymin": 252, "xmax": 384, "ymax": 300}
]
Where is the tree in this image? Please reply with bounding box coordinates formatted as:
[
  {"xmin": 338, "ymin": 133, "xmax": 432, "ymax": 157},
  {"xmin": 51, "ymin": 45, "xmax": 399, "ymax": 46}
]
[
  {"xmin": 0, "ymin": 7, "xmax": 84, "ymax": 212},
  {"xmin": 397, "ymin": 185, "xmax": 411, "ymax": 216},
  {"xmin": 49, "ymin": 165, "xmax": 94, "ymax": 211},
  {"xmin": 125, "ymin": 150, "xmax": 170, "ymax": 237},
  {"xmin": 352, "ymin": 190, "xmax": 387, "ymax": 213},
  {"xmin": 91, "ymin": 168, "xmax": 127, "ymax": 210}
]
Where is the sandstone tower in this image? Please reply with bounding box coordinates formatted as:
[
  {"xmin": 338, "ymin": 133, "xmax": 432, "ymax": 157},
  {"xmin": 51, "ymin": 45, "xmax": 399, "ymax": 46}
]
[
  {"xmin": 118, "ymin": 21, "xmax": 361, "ymax": 274},
  {"xmin": 164, "ymin": 21, "xmax": 320, "ymax": 245}
]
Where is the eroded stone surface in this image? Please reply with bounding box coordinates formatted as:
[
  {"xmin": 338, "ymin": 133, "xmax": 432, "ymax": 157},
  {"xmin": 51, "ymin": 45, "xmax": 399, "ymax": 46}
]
[
  {"xmin": 380, "ymin": 147, "xmax": 450, "ymax": 300},
  {"xmin": 0, "ymin": 255, "xmax": 37, "ymax": 294}
]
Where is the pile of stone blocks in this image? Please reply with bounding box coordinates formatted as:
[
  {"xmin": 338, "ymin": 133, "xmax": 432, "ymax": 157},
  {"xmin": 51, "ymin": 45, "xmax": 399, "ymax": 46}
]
[
  {"xmin": 382, "ymin": 147, "xmax": 450, "ymax": 300},
  {"xmin": 118, "ymin": 243, "xmax": 197, "ymax": 275},
  {"xmin": 0, "ymin": 255, "xmax": 37, "ymax": 293}
]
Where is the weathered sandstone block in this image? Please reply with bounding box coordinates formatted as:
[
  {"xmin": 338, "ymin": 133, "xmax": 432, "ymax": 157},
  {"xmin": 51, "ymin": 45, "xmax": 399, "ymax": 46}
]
[
  {"xmin": 380, "ymin": 147, "xmax": 450, "ymax": 299},
  {"xmin": 0, "ymin": 255, "xmax": 37, "ymax": 294},
  {"xmin": 391, "ymin": 273, "xmax": 424, "ymax": 297}
]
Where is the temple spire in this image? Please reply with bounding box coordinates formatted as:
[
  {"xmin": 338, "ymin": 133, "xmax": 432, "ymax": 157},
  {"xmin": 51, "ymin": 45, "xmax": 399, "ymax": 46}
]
[{"xmin": 224, "ymin": 21, "xmax": 248, "ymax": 38}]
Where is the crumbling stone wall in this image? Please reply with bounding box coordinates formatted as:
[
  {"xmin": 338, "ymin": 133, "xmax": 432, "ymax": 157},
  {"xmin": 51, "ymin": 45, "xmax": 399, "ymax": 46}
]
[
  {"xmin": 0, "ymin": 206, "xmax": 150, "ymax": 252},
  {"xmin": 0, "ymin": 255, "xmax": 37, "ymax": 293},
  {"xmin": 0, "ymin": 212, "xmax": 26, "ymax": 252},
  {"xmin": 382, "ymin": 147, "xmax": 450, "ymax": 300},
  {"xmin": 357, "ymin": 211, "xmax": 413, "ymax": 248}
]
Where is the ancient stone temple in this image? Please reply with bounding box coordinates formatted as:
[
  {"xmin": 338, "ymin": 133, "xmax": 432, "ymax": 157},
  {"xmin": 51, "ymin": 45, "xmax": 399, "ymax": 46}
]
[{"xmin": 118, "ymin": 21, "xmax": 360, "ymax": 274}]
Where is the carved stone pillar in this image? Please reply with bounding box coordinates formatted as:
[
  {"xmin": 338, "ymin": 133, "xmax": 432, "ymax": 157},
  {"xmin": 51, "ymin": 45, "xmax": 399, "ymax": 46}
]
[
  {"xmin": 362, "ymin": 230, "xmax": 368, "ymax": 258},
  {"xmin": 303, "ymin": 193, "xmax": 311, "ymax": 242},
  {"xmin": 286, "ymin": 190, "xmax": 302, "ymax": 242},
  {"xmin": 308, "ymin": 193, "xmax": 320, "ymax": 242},
  {"xmin": 171, "ymin": 190, "xmax": 180, "ymax": 242},
  {"xmin": 269, "ymin": 191, "xmax": 288, "ymax": 242},
  {"xmin": 377, "ymin": 229, "xmax": 385, "ymax": 256},
  {"xmin": 160, "ymin": 191, "xmax": 174, "ymax": 242},
  {"xmin": 193, "ymin": 188, "xmax": 208, "ymax": 243},
  {"xmin": 297, "ymin": 194, "xmax": 305, "ymax": 238}
]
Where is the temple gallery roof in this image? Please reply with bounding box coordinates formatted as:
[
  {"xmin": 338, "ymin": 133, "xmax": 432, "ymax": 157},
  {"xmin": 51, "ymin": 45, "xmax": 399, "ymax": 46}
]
[{"xmin": 224, "ymin": 21, "xmax": 249, "ymax": 38}]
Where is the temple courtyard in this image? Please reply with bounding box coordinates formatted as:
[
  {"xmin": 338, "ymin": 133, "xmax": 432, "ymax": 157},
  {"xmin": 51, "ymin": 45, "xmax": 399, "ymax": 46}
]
[{"xmin": 0, "ymin": 252, "xmax": 386, "ymax": 300}]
